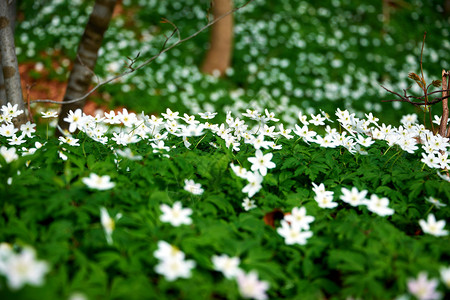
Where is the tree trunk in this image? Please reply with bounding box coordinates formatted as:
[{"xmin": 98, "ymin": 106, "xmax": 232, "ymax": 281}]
[
  {"xmin": 445, "ymin": 0, "xmax": 450, "ymax": 16},
  {"xmin": 0, "ymin": 0, "xmax": 16, "ymax": 107},
  {"xmin": 57, "ymin": 0, "xmax": 117, "ymax": 133},
  {"xmin": 0, "ymin": 0, "xmax": 26, "ymax": 125},
  {"xmin": 201, "ymin": 0, "xmax": 233, "ymax": 77}
]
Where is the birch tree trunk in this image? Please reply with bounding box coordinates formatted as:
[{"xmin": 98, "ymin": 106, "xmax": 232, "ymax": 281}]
[
  {"xmin": 201, "ymin": 0, "xmax": 234, "ymax": 77},
  {"xmin": 0, "ymin": 0, "xmax": 16, "ymax": 107},
  {"xmin": 0, "ymin": 0, "xmax": 26, "ymax": 125},
  {"xmin": 57, "ymin": 0, "xmax": 117, "ymax": 133}
]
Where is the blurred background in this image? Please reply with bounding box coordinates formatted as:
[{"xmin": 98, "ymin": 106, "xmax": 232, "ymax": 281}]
[{"xmin": 13, "ymin": 0, "xmax": 450, "ymax": 125}]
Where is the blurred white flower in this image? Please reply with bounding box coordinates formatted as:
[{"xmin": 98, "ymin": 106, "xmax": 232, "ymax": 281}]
[
  {"xmin": 364, "ymin": 194, "xmax": 394, "ymax": 217},
  {"xmin": 340, "ymin": 187, "xmax": 368, "ymax": 207},
  {"xmin": 153, "ymin": 241, "xmax": 195, "ymax": 281},
  {"xmin": 184, "ymin": 179, "xmax": 204, "ymax": 195},
  {"xmin": 41, "ymin": 111, "xmax": 58, "ymax": 118},
  {"xmin": 100, "ymin": 207, "xmax": 122, "ymax": 245},
  {"xmin": 1, "ymin": 246, "xmax": 49, "ymax": 290},
  {"xmin": 212, "ymin": 254, "xmax": 241, "ymax": 279},
  {"xmin": 425, "ymin": 196, "xmax": 447, "ymax": 209},
  {"xmin": 284, "ymin": 206, "xmax": 315, "ymax": 230},
  {"xmin": 82, "ymin": 173, "xmax": 115, "ymax": 190},
  {"xmin": 419, "ymin": 214, "xmax": 448, "ymax": 237},
  {"xmin": 236, "ymin": 270, "xmax": 270, "ymax": 300},
  {"xmin": 0, "ymin": 146, "xmax": 19, "ymax": 164},
  {"xmin": 407, "ymin": 272, "xmax": 441, "ymax": 300},
  {"xmin": 159, "ymin": 201, "xmax": 192, "ymax": 227},
  {"xmin": 242, "ymin": 198, "xmax": 257, "ymax": 211}
]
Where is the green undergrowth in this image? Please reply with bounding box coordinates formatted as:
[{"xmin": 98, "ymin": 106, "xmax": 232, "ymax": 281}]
[{"xmin": 0, "ymin": 125, "xmax": 448, "ymax": 299}]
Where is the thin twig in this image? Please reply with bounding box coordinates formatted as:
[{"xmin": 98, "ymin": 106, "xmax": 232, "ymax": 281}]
[{"xmin": 31, "ymin": 0, "xmax": 255, "ymax": 105}]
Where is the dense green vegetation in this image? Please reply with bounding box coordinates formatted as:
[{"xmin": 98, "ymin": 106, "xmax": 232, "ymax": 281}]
[{"xmin": 0, "ymin": 0, "xmax": 449, "ymax": 299}]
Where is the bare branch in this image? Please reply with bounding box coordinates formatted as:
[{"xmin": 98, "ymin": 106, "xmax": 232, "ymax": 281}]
[
  {"xmin": 31, "ymin": 0, "xmax": 255, "ymax": 105},
  {"xmin": 381, "ymin": 84, "xmax": 450, "ymax": 106}
]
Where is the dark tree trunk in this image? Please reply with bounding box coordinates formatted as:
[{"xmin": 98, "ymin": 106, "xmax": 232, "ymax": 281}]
[
  {"xmin": 201, "ymin": 0, "xmax": 233, "ymax": 77},
  {"xmin": 445, "ymin": 0, "xmax": 450, "ymax": 16},
  {"xmin": 0, "ymin": 0, "xmax": 26, "ymax": 125},
  {"xmin": 57, "ymin": 0, "xmax": 117, "ymax": 133}
]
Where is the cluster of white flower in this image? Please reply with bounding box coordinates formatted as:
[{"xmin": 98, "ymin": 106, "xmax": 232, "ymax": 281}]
[
  {"xmin": 312, "ymin": 182, "xmax": 338, "ymax": 209},
  {"xmin": 0, "ymin": 243, "xmax": 49, "ymax": 290},
  {"xmin": 153, "ymin": 241, "xmax": 196, "ymax": 281},
  {"xmin": 277, "ymin": 206, "xmax": 314, "ymax": 246},
  {"xmin": 212, "ymin": 254, "xmax": 269, "ymax": 300},
  {"xmin": 312, "ymin": 184, "xmax": 395, "ymax": 217},
  {"xmin": 2, "ymin": 105, "xmax": 450, "ymax": 181}
]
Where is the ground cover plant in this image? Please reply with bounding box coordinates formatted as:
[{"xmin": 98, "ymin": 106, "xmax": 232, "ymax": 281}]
[
  {"xmin": 1, "ymin": 0, "xmax": 450, "ymax": 299},
  {"xmin": 14, "ymin": 0, "xmax": 450, "ymax": 123},
  {"xmin": 0, "ymin": 104, "xmax": 449, "ymax": 299}
]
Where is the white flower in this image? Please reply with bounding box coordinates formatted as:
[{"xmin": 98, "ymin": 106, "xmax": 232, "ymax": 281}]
[
  {"xmin": 41, "ymin": 111, "xmax": 58, "ymax": 118},
  {"xmin": 59, "ymin": 136, "xmax": 80, "ymax": 146},
  {"xmin": 242, "ymin": 171, "xmax": 263, "ymax": 198},
  {"xmin": 242, "ymin": 198, "xmax": 257, "ymax": 211},
  {"xmin": 236, "ymin": 270, "xmax": 270, "ymax": 300},
  {"xmin": 68, "ymin": 292, "xmax": 88, "ymax": 300},
  {"xmin": 2, "ymin": 246, "xmax": 49, "ymax": 290},
  {"xmin": 419, "ymin": 214, "xmax": 448, "ymax": 237},
  {"xmin": 212, "ymin": 254, "xmax": 241, "ymax": 279},
  {"xmin": 100, "ymin": 207, "xmax": 122, "ymax": 245},
  {"xmin": 364, "ymin": 194, "xmax": 394, "ymax": 216},
  {"xmin": 104, "ymin": 110, "xmax": 121, "ymax": 125},
  {"xmin": 230, "ymin": 163, "xmax": 249, "ymax": 179},
  {"xmin": 0, "ymin": 146, "xmax": 19, "ymax": 164},
  {"xmin": 293, "ymin": 124, "xmax": 316, "ymax": 143},
  {"xmin": 160, "ymin": 201, "xmax": 193, "ymax": 227},
  {"xmin": 7, "ymin": 134, "xmax": 26, "ymax": 146},
  {"xmin": 63, "ymin": 109, "xmax": 84, "ymax": 133},
  {"xmin": 154, "ymin": 241, "xmax": 185, "ymax": 262},
  {"xmin": 314, "ymin": 193, "xmax": 338, "ymax": 209},
  {"xmin": 82, "ymin": 173, "xmax": 115, "ymax": 190},
  {"xmin": 436, "ymin": 171, "xmax": 450, "ymax": 182},
  {"xmin": 1, "ymin": 103, "xmax": 23, "ymax": 118},
  {"xmin": 153, "ymin": 241, "xmax": 195, "ymax": 281},
  {"xmin": 20, "ymin": 121, "xmax": 36, "ymax": 138},
  {"xmin": 277, "ymin": 220, "xmax": 313, "ymax": 245},
  {"xmin": 184, "ymin": 179, "xmax": 204, "ymax": 195},
  {"xmin": 59, "ymin": 150, "xmax": 68, "ymax": 161},
  {"xmin": 309, "ymin": 113, "xmax": 326, "ymax": 126},
  {"xmin": 425, "ymin": 196, "xmax": 447, "ymax": 209},
  {"xmin": 277, "ymin": 124, "xmax": 293, "ymax": 139},
  {"xmin": 115, "ymin": 148, "xmax": 143, "ymax": 161},
  {"xmin": 284, "ymin": 207, "xmax": 315, "ymax": 230},
  {"xmin": 154, "ymin": 258, "xmax": 195, "ymax": 282},
  {"xmin": 161, "ymin": 108, "xmax": 180, "ymax": 121},
  {"xmin": 248, "ymin": 150, "xmax": 276, "ymax": 176},
  {"xmin": 0, "ymin": 242, "xmax": 13, "ymax": 274},
  {"xmin": 440, "ymin": 266, "xmax": 450, "ymax": 288},
  {"xmin": 340, "ymin": 187, "xmax": 368, "ymax": 207},
  {"xmin": 407, "ymin": 272, "xmax": 441, "ymax": 300},
  {"xmin": 0, "ymin": 123, "xmax": 18, "ymax": 137},
  {"xmin": 117, "ymin": 108, "xmax": 137, "ymax": 127}
]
